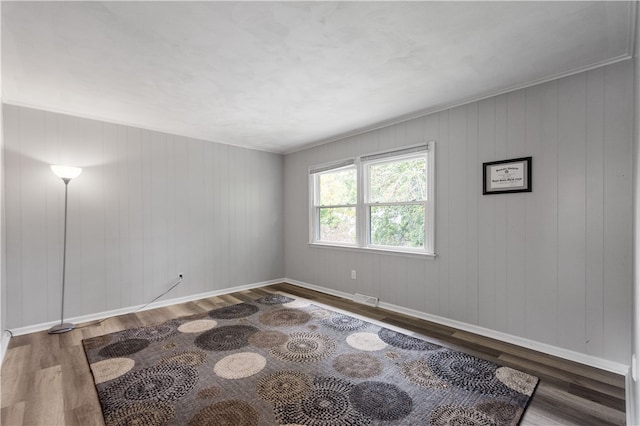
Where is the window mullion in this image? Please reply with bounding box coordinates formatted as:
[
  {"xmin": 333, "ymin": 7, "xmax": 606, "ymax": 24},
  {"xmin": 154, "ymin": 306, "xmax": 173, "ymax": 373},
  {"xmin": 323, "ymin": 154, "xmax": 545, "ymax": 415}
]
[
  {"xmin": 357, "ymin": 161, "xmax": 367, "ymax": 248},
  {"xmin": 315, "ymin": 203, "xmax": 357, "ymax": 209},
  {"xmin": 314, "ymin": 206, "xmax": 320, "ymax": 242},
  {"xmin": 364, "ymin": 200, "xmax": 426, "ymax": 207},
  {"xmin": 309, "ymin": 174, "xmax": 316, "ymax": 243}
]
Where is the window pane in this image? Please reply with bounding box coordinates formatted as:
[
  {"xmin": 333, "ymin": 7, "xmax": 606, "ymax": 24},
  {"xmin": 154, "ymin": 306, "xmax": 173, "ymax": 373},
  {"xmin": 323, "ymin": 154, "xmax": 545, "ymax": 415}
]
[
  {"xmin": 318, "ymin": 168, "xmax": 356, "ymax": 206},
  {"xmin": 319, "ymin": 207, "xmax": 356, "ymax": 243},
  {"xmin": 368, "ymin": 157, "xmax": 426, "ymax": 203},
  {"xmin": 370, "ymin": 205, "xmax": 424, "ymax": 248}
]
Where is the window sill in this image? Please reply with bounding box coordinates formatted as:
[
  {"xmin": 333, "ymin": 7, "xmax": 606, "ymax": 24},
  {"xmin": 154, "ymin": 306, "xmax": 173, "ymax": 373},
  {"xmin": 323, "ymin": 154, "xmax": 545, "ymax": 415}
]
[{"xmin": 308, "ymin": 242, "xmax": 436, "ymax": 259}]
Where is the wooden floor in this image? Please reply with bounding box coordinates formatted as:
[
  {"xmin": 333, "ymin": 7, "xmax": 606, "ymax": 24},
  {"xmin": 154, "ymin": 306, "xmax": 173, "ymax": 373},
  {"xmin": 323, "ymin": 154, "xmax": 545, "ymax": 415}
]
[{"xmin": 0, "ymin": 283, "xmax": 626, "ymax": 425}]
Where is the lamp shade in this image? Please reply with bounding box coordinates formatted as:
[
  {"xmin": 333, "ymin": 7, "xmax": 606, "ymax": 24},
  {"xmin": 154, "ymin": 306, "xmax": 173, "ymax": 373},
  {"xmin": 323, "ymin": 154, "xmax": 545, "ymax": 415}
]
[{"xmin": 50, "ymin": 165, "xmax": 82, "ymax": 180}]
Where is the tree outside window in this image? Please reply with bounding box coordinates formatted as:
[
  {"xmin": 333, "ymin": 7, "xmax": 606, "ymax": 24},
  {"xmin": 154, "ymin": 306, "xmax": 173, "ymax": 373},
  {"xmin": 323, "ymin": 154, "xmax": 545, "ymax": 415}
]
[{"xmin": 310, "ymin": 143, "xmax": 434, "ymax": 256}]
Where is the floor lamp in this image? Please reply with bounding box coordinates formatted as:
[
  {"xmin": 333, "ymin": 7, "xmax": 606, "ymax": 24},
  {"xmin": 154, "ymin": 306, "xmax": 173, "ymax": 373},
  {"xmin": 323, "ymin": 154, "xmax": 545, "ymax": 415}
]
[{"xmin": 49, "ymin": 165, "xmax": 82, "ymax": 334}]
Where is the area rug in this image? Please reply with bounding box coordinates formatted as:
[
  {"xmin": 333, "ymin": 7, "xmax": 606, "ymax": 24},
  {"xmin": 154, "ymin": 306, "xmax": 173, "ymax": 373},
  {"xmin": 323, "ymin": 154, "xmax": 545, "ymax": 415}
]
[{"xmin": 83, "ymin": 294, "xmax": 539, "ymax": 425}]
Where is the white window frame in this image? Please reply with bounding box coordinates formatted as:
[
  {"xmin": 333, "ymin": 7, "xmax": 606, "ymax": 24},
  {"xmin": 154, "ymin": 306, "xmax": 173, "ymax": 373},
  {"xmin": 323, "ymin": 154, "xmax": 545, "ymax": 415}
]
[
  {"xmin": 362, "ymin": 152, "xmax": 430, "ymax": 253},
  {"xmin": 309, "ymin": 142, "xmax": 436, "ymax": 258},
  {"xmin": 309, "ymin": 161, "xmax": 358, "ymax": 247}
]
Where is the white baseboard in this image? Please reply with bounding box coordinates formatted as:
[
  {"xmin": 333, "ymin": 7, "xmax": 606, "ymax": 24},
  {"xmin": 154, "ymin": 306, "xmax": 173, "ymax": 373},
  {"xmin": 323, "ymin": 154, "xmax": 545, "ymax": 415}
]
[
  {"xmin": 284, "ymin": 278, "xmax": 356, "ymax": 302},
  {"xmin": 7, "ymin": 276, "xmax": 631, "ymax": 376},
  {"xmin": 626, "ymin": 369, "xmax": 636, "ymax": 426},
  {"xmin": 8, "ymin": 278, "xmax": 283, "ymax": 337},
  {"xmin": 283, "ymin": 277, "xmax": 630, "ymax": 376},
  {"xmin": 4, "ymin": 276, "xmax": 634, "ymax": 416},
  {"xmin": 0, "ymin": 330, "xmax": 11, "ymax": 366}
]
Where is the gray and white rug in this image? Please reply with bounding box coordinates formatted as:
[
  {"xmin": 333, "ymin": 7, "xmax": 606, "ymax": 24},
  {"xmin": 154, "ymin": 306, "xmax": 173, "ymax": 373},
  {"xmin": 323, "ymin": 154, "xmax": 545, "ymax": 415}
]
[{"xmin": 83, "ymin": 294, "xmax": 538, "ymax": 425}]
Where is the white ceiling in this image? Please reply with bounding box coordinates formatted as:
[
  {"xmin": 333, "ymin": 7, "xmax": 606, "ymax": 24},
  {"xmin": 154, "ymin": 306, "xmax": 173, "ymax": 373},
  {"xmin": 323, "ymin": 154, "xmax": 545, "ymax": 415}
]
[{"xmin": 2, "ymin": 1, "xmax": 635, "ymax": 153}]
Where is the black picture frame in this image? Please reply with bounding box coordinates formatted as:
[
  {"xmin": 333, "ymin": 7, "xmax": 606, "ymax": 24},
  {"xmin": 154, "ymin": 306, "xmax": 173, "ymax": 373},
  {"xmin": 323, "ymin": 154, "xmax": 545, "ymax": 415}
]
[{"xmin": 483, "ymin": 157, "xmax": 532, "ymax": 195}]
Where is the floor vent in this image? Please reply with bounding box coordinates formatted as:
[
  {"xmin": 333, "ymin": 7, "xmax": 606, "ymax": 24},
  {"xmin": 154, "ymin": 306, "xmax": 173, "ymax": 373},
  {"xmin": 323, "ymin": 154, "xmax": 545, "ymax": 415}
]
[{"xmin": 353, "ymin": 293, "xmax": 379, "ymax": 307}]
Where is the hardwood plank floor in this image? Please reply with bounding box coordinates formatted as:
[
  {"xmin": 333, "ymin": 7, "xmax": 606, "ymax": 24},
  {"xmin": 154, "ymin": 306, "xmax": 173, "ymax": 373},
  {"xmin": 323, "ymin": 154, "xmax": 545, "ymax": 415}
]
[{"xmin": 0, "ymin": 283, "xmax": 626, "ymax": 425}]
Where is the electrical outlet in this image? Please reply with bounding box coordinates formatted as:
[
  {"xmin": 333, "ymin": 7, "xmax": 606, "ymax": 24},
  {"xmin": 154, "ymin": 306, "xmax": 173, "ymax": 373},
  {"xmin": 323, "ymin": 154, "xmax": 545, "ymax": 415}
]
[{"xmin": 351, "ymin": 270, "xmax": 357, "ymax": 280}]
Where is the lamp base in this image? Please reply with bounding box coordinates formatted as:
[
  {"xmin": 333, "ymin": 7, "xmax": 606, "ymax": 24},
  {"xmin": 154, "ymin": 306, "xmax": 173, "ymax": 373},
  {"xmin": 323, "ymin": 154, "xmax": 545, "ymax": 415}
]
[{"xmin": 48, "ymin": 322, "xmax": 76, "ymax": 334}]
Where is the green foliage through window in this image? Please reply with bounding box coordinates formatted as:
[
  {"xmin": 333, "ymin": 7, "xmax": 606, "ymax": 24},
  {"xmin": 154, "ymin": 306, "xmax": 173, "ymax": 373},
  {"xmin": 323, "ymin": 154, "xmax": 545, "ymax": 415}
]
[
  {"xmin": 366, "ymin": 155, "xmax": 426, "ymax": 248},
  {"xmin": 370, "ymin": 205, "xmax": 425, "ymax": 247},
  {"xmin": 315, "ymin": 166, "xmax": 357, "ymax": 243},
  {"xmin": 319, "ymin": 207, "xmax": 356, "ymax": 243},
  {"xmin": 318, "ymin": 168, "xmax": 356, "ymax": 206},
  {"xmin": 311, "ymin": 144, "xmax": 434, "ymax": 254},
  {"xmin": 368, "ymin": 158, "xmax": 426, "ymax": 203}
]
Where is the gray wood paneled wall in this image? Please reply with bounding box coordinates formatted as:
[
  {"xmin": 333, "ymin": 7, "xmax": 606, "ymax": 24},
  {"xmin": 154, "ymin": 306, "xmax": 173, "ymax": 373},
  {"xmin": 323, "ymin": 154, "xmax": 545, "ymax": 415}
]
[
  {"xmin": 284, "ymin": 60, "xmax": 633, "ymax": 364},
  {"xmin": 631, "ymin": 13, "xmax": 640, "ymax": 422},
  {"xmin": 1, "ymin": 97, "xmax": 5, "ymax": 344},
  {"xmin": 3, "ymin": 105, "xmax": 284, "ymax": 329}
]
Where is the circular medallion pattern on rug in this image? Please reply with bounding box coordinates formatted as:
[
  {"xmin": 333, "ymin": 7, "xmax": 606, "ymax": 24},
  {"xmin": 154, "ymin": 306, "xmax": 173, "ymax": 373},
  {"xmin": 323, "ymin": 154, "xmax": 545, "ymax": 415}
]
[
  {"xmin": 214, "ymin": 352, "xmax": 267, "ymax": 379},
  {"xmin": 100, "ymin": 363, "xmax": 197, "ymax": 414},
  {"xmin": 333, "ymin": 353, "xmax": 383, "ymax": 379},
  {"xmin": 259, "ymin": 308, "xmax": 311, "ymax": 327},
  {"xmin": 208, "ymin": 303, "xmax": 259, "ymax": 319},
  {"xmin": 476, "ymin": 401, "xmax": 522, "ymax": 424},
  {"xmin": 400, "ymin": 359, "xmax": 448, "ymax": 388},
  {"xmin": 255, "ymin": 294, "xmax": 295, "ymax": 305},
  {"xmin": 283, "ymin": 299, "xmax": 312, "ymax": 309},
  {"xmin": 98, "ymin": 338, "xmax": 150, "ymax": 358},
  {"xmin": 274, "ymin": 376, "xmax": 371, "ymax": 425},
  {"xmin": 162, "ymin": 342, "xmax": 178, "ymax": 350},
  {"xmin": 495, "ymin": 366, "xmax": 538, "ymax": 396},
  {"xmin": 197, "ymin": 386, "xmax": 221, "ymax": 400},
  {"xmin": 429, "ymin": 404, "xmax": 497, "ymax": 426},
  {"xmin": 91, "ymin": 357, "xmax": 135, "ymax": 384},
  {"xmin": 270, "ymin": 332, "xmax": 337, "ymax": 363},
  {"xmin": 256, "ymin": 370, "xmax": 313, "ymax": 404},
  {"xmin": 377, "ymin": 328, "xmax": 440, "ymax": 351},
  {"xmin": 427, "ymin": 351, "xmax": 513, "ymax": 397},
  {"xmin": 248, "ymin": 329, "xmax": 289, "ymax": 348},
  {"xmin": 322, "ymin": 314, "xmax": 369, "ymax": 332},
  {"xmin": 121, "ymin": 321, "xmax": 180, "ymax": 342},
  {"xmin": 188, "ymin": 400, "xmax": 259, "ymax": 426},
  {"xmin": 309, "ymin": 309, "xmax": 332, "ymax": 320},
  {"xmin": 177, "ymin": 319, "xmax": 217, "ymax": 333},
  {"xmin": 159, "ymin": 350, "xmax": 207, "ymax": 366},
  {"xmin": 349, "ymin": 381, "xmax": 413, "ymax": 421},
  {"xmin": 345, "ymin": 332, "xmax": 388, "ymax": 351},
  {"xmin": 194, "ymin": 325, "xmax": 258, "ymax": 351},
  {"xmin": 105, "ymin": 401, "xmax": 175, "ymax": 426}
]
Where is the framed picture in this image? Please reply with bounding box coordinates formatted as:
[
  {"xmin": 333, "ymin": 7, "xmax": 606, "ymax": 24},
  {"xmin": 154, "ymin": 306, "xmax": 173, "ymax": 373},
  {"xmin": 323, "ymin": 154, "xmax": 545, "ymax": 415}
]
[{"xmin": 483, "ymin": 157, "xmax": 532, "ymax": 195}]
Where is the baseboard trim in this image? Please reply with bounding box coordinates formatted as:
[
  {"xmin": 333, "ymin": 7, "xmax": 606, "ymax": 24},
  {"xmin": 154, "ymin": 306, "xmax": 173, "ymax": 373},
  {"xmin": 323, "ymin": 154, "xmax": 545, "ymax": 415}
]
[
  {"xmin": 8, "ymin": 276, "xmax": 631, "ymax": 377},
  {"xmin": 283, "ymin": 278, "xmax": 630, "ymax": 376},
  {"xmin": 9, "ymin": 279, "xmax": 283, "ymax": 337},
  {"xmin": 0, "ymin": 330, "xmax": 12, "ymax": 366},
  {"xmin": 626, "ymin": 369, "xmax": 635, "ymax": 425}
]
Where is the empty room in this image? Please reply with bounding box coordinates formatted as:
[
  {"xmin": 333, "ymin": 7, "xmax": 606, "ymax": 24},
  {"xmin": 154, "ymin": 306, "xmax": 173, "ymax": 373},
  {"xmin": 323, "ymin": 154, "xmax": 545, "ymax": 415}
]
[{"xmin": 1, "ymin": 1, "xmax": 639, "ymax": 425}]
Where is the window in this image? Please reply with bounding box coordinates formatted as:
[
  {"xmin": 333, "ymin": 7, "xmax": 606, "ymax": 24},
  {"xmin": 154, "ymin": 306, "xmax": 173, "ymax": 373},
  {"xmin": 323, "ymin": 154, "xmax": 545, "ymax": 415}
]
[
  {"xmin": 309, "ymin": 142, "xmax": 435, "ymax": 256},
  {"xmin": 312, "ymin": 163, "xmax": 357, "ymax": 244}
]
